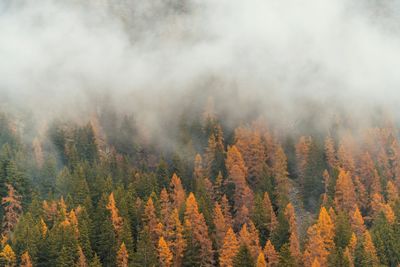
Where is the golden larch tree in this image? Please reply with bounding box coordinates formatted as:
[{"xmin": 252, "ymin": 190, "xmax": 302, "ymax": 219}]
[
  {"xmin": 226, "ymin": 145, "xmax": 247, "ymax": 179},
  {"xmin": 311, "ymin": 258, "xmax": 321, "ymax": 267},
  {"xmin": 348, "ymin": 233, "xmax": 357, "ymax": 254},
  {"xmin": 213, "ymin": 203, "xmax": 228, "ymax": 249},
  {"xmin": 296, "ymin": 136, "xmax": 312, "ymax": 186},
  {"xmin": 354, "ymin": 175, "xmax": 368, "ymax": 210},
  {"xmin": 228, "ymin": 164, "xmax": 254, "ymax": 228},
  {"xmin": 350, "ymin": 207, "xmax": 366, "ymax": 237},
  {"xmin": 239, "ymin": 221, "xmax": 261, "ymax": 259},
  {"xmin": 160, "ymin": 188, "xmax": 171, "ymax": 223},
  {"xmin": 165, "ymin": 208, "xmax": 186, "ymax": 267},
  {"xmin": 344, "ymin": 247, "xmax": 355, "ymax": 267},
  {"xmin": 337, "ymin": 137, "xmax": 356, "ymax": 174},
  {"xmin": 184, "ymin": 193, "xmax": 214, "ymax": 266},
  {"xmin": 143, "ymin": 197, "xmax": 161, "ymax": 245},
  {"xmin": 324, "ymin": 136, "xmax": 338, "ymax": 170},
  {"xmin": 386, "ymin": 180, "xmax": 398, "ymax": 205},
  {"xmin": 377, "ymin": 147, "xmax": 392, "ymax": 180},
  {"xmin": 256, "ymin": 252, "xmax": 267, "ymax": 267},
  {"xmin": 303, "ymin": 225, "xmax": 328, "ymax": 267},
  {"xmin": 116, "ymin": 242, "xmax": 129, "ymax": 267},
  {"xmin": 357, "ymin": 152, "xmax": 375, "ymax": 191},
  {"xmin": 20, "ymin": 251, "xmax": 33, "ymax": 267},
  {"xmin": 170, "ymin": 173, "xmax": 186, "ymax": 209},
  {"xmin": 0, "ymin": 244, "xmax": 16, "ymax": 267},
  {"xmin": 77, "ymin": 246, "xmax": 88, "ymax": 267},
  {"xmin": 1, "ymin": 184, "xmax": 22, "ymax": 237},
  {"xmin": 285, "ymin": 203, "xmax": 301, "ymax": 263},
  {"xmin": 158, "ymin": 236, "xmax": 173, "ymax": 267},
  {"xmin": 219, "ymin": 227, "xmax": 239, "ymax": 267},
  {"xmin": 334, "ymin": 169, "xmax": 357, "ymax": 212},
  {"xmin": 220, "ymin": 195, "xmax": 233, "ymax": 227},
  {"xmin": 316, "ymin": 207, "xmax": 335, "ymax": 252},
  {"xmin": 264, "ymin": 240, "xmax": 279, "ymax": 267},
  {"xmin": 234, "ymin": 127, "xmax": 265, "ymax": 186},
  {"xmin": 106, "ymin": 192, "xmax": 123, "ymax": 237},
  {"xmin": 363, "ymin": 231, "xmax": 379, "ymax": 267}
]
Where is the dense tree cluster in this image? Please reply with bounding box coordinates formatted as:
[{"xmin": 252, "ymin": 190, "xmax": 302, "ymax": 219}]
[{"xmin": 0, "ymin": 109, "xmax": 400, "ymax": 267}]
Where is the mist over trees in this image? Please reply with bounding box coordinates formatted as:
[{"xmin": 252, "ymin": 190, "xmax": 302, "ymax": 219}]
[
  {"xmin": 0, "ymin": 103, "xmax": 400, "ymax": 266},
  {"xmin": 2, "ymin": 0, "xmax": 400, "ymax": 266}
]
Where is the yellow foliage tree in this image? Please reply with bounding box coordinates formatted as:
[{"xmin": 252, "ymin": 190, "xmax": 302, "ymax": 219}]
[
  {"xmin": 0, "ymin": 244, "xmax": 16, "ymax": 267},
  {"xmin": 256, "ymin": 252, "xmax": 267, "ymax": 267},
  {"xmin": 264, "ymin": 240, "xmax": 279, "ymax": 267},
  {"xmin": 116, "ymin": 242, "xmax": 129, "ymax": 267},
  {"xmin": 20, "ymin": 251, "xmax": 32, "ymax": 267},
  {"xmin": 158, "ymin": 237, "xmax": 173, "ymax": 267},
  {"xmin": 219, "ymin": 227, "xmax": 239, "ymax": 267}
]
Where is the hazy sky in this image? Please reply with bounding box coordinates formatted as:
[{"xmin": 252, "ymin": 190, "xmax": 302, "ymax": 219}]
[{"xmin": 1, "ymin": 0, "xmax": 400, "ymax": 130}]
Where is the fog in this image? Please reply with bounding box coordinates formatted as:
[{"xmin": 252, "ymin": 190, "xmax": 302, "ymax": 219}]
[{"xmin": 1, "ymin": 0, "xmax": 400, "ymax": 136}]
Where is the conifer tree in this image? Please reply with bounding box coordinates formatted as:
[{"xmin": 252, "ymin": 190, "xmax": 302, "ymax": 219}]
[
  {"xmin": 165, "ymin": 208, "xmax": 186, "ymax": 267},
  {"xmin": 77, "ymin": 246, "xmax": 88, "ymax": 267},
  {"xmin": 11, "ymin": 212, "xmax": 40, "ymax": 262},
  {"xmin": 264, "ymin": 240, "xmax": 279, "ymax": 267},
  {"xmin": 350, "ymin": 207, "xmax": 365, "ymax": 238},
  {"xmin": 205, "ymin": 124, "xmax": 226, "ymax": 180},
  {"xmin": 160, "ymin": 188, "xmax": 171, "ymax": 223},
  {"xmin": 183, "ymin": 193, "xmax": 214, "ymax": 266},
  {"xmin": 311, "ymin": 258, "xmax": 320, "ymax": 267},
  {"xmin": 158, "ymin": 237, "xmax": 173, "ymax": 267},
  {"xmin": 213, "ymin": 203, "xmax": 228, "ymax": 249},
  {"xmin": 272, "ymin": 145, "xmax": 290, "ymax": 209},
  {"xmin": 20, "ymin": 251, "xmax": 33, "ymax": 267},
  {"xmin": 89, "ymin": 254, "xmax": 102, "ymax": 267},
  {"xmin": 170, "ymin": 174, "xmax": 186, "ymax": 210},
  {"xmin": 116, "ymin": 242, "xmax": 129, "ymax": 267},
  {"xmin": 226, "ymin": 145, "xmax": 247, "ymax": 179},
  {"xmin": 295, "ymin": 136, "xmax": 311, "ymax": 187},
  {"xmin": 239, "ymin": 221, "xmax": 261, "ymax": 259},
  {"xmin": 235, "ymin": 127, "xmax": 265, "ymax": 187},
  {"xmin": 324, "ymin": 136, "xmax": 338, "ymax": 171},
  {"xmin": 284, "ymin": 203, "xmax": 301, "ymax": 264},
  {"xmin": 1, "ymin": 184, "xmax": 22, "ymax": 237},
  {"xmin": 371, "ymin": 213, "xmax": 400, "ymax": 266},
  {"xmin": 334, "ymin": 169, "xmax": 357, "ymax": 212},
  {"xmin": 303, "ymin": 225, "xmax": 328, "ymax": 267},
  {"xmin": 233, "ymin": 245, "xmax": 255, "ymax": 267},
  {"xmin": 143, "ymin": 197, "xmax": 161, "ymax": 245},
  {"xmin": 132, "ymin": 229, "xmax": 158, "ymax": 267},
  {"xmin": 0, "ymin": 244, "xmax": 16, "ymax": 267},
  {"xmin": 220, "ymin": 195, "xmax": 233, "ymax": 227},
  {"xmin": 106, "ymin": 193, "xmax": 123, "ymax": 238},
  {"xmin": 316, "ymin": 207, "xmax": 335, "ymax": 253},
  {"xmin": 362, "ymin": 231, "xmax": 380, "ymax": 267},
  {"xmin": 337, "ymin": 139, "xmax": 356, "ymax": 174},
  {"xmin": 263, "ymin": 192, "xmax": 277, "ymax": 233},
  {"xmin": 256, "ymin": 252, "xmax": 267, "ymax": 267},
  {"xmin": 278, "ymin": 243, "xmax": 296, "ymax": 267},
  {"xmin": 93, "ymin": 194, "xmax": 117, "ymax": 266},
  {"xmin": 219, "ymin": 227, "xmax": 239, "ymax": 267}
]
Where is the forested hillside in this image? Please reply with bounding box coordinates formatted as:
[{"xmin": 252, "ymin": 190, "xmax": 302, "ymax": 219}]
[
  {"xmin": 2, "ymin": 0, "xmax": 400, "ymax": 266},
  {"xmin": 0, "ymin": 106, "xmax": 399, "ymax": 267}
]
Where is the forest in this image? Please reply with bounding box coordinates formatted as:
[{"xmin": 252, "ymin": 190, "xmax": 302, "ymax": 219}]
[
  {"xmin": 2, "ymin": 0, "xmax": 400, "ymax": 266},
  {"xmin": 0, "ymin": 103, "xmax": 399, "ymax": 267}
]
